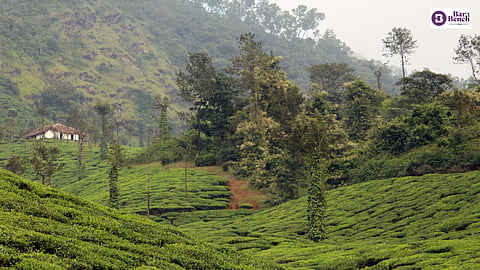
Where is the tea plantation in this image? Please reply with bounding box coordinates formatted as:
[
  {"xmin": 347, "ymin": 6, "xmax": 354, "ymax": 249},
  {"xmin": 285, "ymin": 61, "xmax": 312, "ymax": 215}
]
[
  {"xmin": 2, "ymin": 140, "xmax": 480, "ymax": 269},
  {"xmin": 0, "ymin": 140, "xmax": 232, "ymax": 214},
  {"xmin": 0, "ymin": 169, "xmax": 279, "ymax": 269},
  {"xmin": 172, "ymin": 172, "xmax": 480, "ymax": 269}
]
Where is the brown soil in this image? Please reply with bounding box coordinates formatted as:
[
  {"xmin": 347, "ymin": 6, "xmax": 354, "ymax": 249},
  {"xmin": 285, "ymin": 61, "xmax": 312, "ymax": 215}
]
[
  {"xmin": 228, "ymin": 178, "xmax": 263, "ymax": 210},
  {"xmin": 164, "ymin": 163, "xmax": 264, "ymax": 210}
]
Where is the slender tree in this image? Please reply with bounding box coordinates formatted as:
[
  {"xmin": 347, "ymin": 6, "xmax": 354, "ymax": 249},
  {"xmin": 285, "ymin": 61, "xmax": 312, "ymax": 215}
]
[
  {"xmin": 146, "ymin": 170, "xmax": 151, "ymax": 217},
  {"xmin": 307, "ymin": 148, "xmax": 327, "ymax": 242},
  {"xmin": 382, "ymin": 27, "xmax": 417, "ymax": 90},
  {"xmin": 93, "ymin": 100, "xmax": 113, "ymax": 160},
  {"xmin": 229, "ymin": 32, "xmax": 273, "ymax": 120},
  {"xmin": 108, "ymin": 142, "xmax": 123, "ymax": 209},
  {"xmin": 453, "ymin": 34, "xmax": 480, "ymax": 85},
  {"xmin": 67, "ymin": 107, "xmax": 88, "ymax": 180},
  {"xmin": 154, "ymin": 95, "xmax": 172, "ymax": 139},
  {"xmin": 176, "ymin": 52, "xmax": 216, "ymax": 152}
]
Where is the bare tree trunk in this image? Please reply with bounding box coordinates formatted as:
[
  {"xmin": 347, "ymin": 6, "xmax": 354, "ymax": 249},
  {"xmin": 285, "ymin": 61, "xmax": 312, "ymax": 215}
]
[
  {"xmin": 147, "ymin": 171, "xmax": 151, "ymax": 218},
  {"xmin": 185, "ymin": 158, "xmax": 188, "ymax": 202}
]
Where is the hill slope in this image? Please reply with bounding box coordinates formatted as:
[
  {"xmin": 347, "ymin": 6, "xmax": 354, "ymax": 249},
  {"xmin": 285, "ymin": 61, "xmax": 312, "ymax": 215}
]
[
  {"xmin": 0, "ymin": 169, "xmax": 279, "ymax": 269},
  {"xmin": 174, "ymin": 171, "xmax": 480, "ymax": 269},
  {"xmin": 0, "ymin": 140, "xmax": 233, "ymax": 215},
  {"xmin": 0, "ymin": 0, "xmax": 395, "ymax": 129}
]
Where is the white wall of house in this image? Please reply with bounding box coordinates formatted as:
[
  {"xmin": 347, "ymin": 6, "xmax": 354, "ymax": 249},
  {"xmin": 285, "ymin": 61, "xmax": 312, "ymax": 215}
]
[
  {"xmin": 45, "ymin": 130, "xmax": 55, "ymax": 139},
  {"xmin": 31, "ymin": 129, "xmax": 79, "ymax": 141}
]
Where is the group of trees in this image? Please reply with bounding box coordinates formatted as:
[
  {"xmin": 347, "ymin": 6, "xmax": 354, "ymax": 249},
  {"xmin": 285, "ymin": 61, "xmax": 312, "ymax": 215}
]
[
  {"xmin": 182, "ymin": 0, "xmax": 325, "ymax": 40},
  {"xmin": 171, "ymin": 30, "xmax": 480, "ymax": 240}
]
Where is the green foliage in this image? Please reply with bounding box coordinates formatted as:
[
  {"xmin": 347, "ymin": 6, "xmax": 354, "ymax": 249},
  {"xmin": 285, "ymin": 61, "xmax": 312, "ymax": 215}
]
[
  {"xmin": 129, "ymin": 137, "xmax": 182, "ymax": 165},
  {"xmin": 174, "ymin": 170, "xmax": 480, "ymax": 269},
  {"xmin": 107, "ymin": 142, "xmax": 123, "ymax": 209},
  {"xmin": 195, "ymin": 153, "xmax": 217, "ymax": 167},
  {"xmin": 398, "ymin": 69, "xmax": 453, "ymax": 105},
  {"xmin": 342, "ymin": 78, "xmax": 384, "ymax": 141},
  {"xmin": 382, "ymin": 27, "xmax": 417, "ymax": 83},
  {"xmin": 0, "ymin": 169, "xmax": 278, "ymax": 269},
  {"xmin": 30, "ymin": 142, "xmax": 61, "ymax": 186},
  {"xmin": 307, "ymin": 149, "xmax": 327, "ymax": 242},
  {"xmin": 307, "ymin": 62, "xmax": 355, "ymax": 96},
  {"xmin": 93, "ymin": 100, "xmax": 113, "ymax": 160},
  {"xmin": 176, "ymin": 52, "xmax": 216, "ymax": 152},
  {"xmin": 5, "ymin": 151, "xmax": 26, "ymax": 175}
]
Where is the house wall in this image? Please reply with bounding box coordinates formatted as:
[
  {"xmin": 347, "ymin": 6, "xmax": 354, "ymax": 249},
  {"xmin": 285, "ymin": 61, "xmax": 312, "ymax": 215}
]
[
  {"xmin": 28, "ymin": 129, "xmax": 80, "ymax": 141},
  {"xmin": 44, "ymin": 130, "xmax": 55, "ymax": 139}
]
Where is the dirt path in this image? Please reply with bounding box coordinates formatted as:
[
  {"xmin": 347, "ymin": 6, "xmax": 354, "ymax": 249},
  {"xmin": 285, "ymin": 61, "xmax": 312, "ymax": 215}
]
[
  {"xmin": 164, "ymin": 163, "xmax": 264, "ymax": 209},
  {"xmin": 228, "ymin": 178, "xmax": 263, "ymax": 210}
]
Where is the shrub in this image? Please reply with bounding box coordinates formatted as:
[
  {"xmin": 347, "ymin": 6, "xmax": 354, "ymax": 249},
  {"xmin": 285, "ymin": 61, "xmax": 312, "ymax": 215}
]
[{"xmin": 194, "ymin": 154, "xmax": 217, "ymax": 167}]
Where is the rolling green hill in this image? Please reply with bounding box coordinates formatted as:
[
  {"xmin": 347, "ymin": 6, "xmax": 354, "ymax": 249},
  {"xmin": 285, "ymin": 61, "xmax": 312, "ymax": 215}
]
[
  {"xmin": 0, "ymin": 168, "xmax": 279, "ymax": 269},
  {"xmin": 0, "ymin": 140, "xmax": 232, "ymax": 215},
  {"xmin": 0, "ymin": 0, "xmax": 396, "ymax": 131},
  {"xmin": 170, "ymin": 171, "xmax": 480, "ymax": 269}
]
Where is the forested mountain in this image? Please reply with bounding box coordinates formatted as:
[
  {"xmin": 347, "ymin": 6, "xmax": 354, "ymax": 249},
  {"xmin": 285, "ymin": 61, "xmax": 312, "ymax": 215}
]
[{"xmin": 0, "ymin": 0, "xmax": 395, "ymax": 137}]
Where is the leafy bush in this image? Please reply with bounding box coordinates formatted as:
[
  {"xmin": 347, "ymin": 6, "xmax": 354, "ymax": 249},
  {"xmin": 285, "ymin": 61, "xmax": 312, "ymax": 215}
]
[
  {"xmin": 129, "ymin": 138, "xmax": 181, "ymax": 165},
  {"xmin": 195, "ymin": 153, "xmax": 217, "ymax": 167}
]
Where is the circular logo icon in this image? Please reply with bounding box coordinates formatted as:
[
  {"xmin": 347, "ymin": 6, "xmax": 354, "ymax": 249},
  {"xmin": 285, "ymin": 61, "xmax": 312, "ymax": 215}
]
[{"xmin": 432, "ymin": 11, "xmax": 447, "ymax": 26}]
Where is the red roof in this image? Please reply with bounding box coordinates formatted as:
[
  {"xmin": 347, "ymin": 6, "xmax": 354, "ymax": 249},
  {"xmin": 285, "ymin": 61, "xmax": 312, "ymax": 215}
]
[{"xmin": 23, "ymin": 124, "xmax": 79, "ymax": 138}]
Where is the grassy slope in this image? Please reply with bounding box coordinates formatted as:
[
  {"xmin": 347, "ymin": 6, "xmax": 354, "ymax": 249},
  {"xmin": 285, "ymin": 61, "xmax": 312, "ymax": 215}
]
[
  {"xmin": 0, "ymin": 140, "xmax": 231, "ymax": 214},
  {"xmin": 0, "ymin": 169, "xmax": 280, "ymax": 269},
  {"xmin": 175, "ymin": 172, "xmax": 480, "ymax": 269}
]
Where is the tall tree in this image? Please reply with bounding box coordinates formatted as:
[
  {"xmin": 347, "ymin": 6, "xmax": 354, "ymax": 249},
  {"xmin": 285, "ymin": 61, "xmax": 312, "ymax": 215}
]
[
  {"xmin": 291, "ymin": 4, "xmax": 325, "ymax": 39},
  {"xmin": 176, "ymin": 52, "xmax": 216, "ymax": 152},
  {"xmin": 453, "ymin": 34, "xmax": 480, "ymax": 85},
  {"xmin": 307, "ymin": 148, "xmax": 327, "ymax": 242},
  {"xmin": 342, "ymin": 79, "xmax": 384, "ymax": 141},
  {"xmin": 229, "ymin": 33, "xmax": 273, "ymax": 120},
  {"xmin": 67, "ymin": 107, "xmax": 88, "ymax": 180},
  {"xmin": 93, "ymin": 100, "xmax": 113, "ymax": 160},
  {"xmin": 230, "ymin": 33, "xmax": 304, "ymax": 203},
  {"xmin": 307, "ymin": 62, "xmax": 355, "ymax": 105},
  {"xmin": 290, "ymin": 110, "xmax": 346, "ymax": 241},
  {"xmin": 108, "ymin": 142, "xmax": 123, "ymax": 209},
  {"xmin": 137, "ymin": 119, "xmax": 146, "ymax": 147},
  {"xmin": 382, "ymin": 27, "xmax": 417, "ymax": 90},
  {"xmin": 154, "ymin": 95, "xmax": 172, "ymax": 139}
]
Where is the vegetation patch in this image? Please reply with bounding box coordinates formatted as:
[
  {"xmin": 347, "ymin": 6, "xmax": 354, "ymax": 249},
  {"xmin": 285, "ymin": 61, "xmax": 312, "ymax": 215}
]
[
  {"xmin": 172, "ymin": 171, "xmax": 480, "ymax": 269},
  {"xmin": 0, "ymin": 169, "xmax": 279, "ymax": 269}
]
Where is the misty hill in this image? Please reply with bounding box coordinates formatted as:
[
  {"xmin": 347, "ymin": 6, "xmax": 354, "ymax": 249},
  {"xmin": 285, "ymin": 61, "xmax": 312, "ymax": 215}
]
[
  {"xmin": 0, "ymin": 0, "xmax": 395, "ymax": 132},
  {"xmin": 0, "ymin": 168, "xmax": 279, "ymax": 269}
]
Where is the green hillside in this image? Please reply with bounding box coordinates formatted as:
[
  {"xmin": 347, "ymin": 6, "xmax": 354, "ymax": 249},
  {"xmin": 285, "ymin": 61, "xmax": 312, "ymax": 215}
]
[
  {"xmin": 0, "ymin": 0, "xmax": 395, "ymax": 131},
  {"xmin": 171, "ymin": 171, "xmax": 480, "ymax": 269},
  {"xmin": 0, "ymin": 169, "xmax": 279, "ymax": 269},
  {"xmin": 0, "ymin": 140, "xmax": 232, "ymax": 214}
]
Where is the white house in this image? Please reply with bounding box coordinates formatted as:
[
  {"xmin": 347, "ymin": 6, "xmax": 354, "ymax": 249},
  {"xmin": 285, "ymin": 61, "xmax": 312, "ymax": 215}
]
[{"xmin": 23, "ymin": 123, "xmax": 80, "ymax": 141}]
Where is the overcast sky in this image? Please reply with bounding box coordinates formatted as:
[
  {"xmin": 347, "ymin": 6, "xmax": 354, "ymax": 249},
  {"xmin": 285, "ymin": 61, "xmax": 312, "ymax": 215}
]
[{"xmin": 272, "ymin": 0, "xmax": 478, "ymax": 79}]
